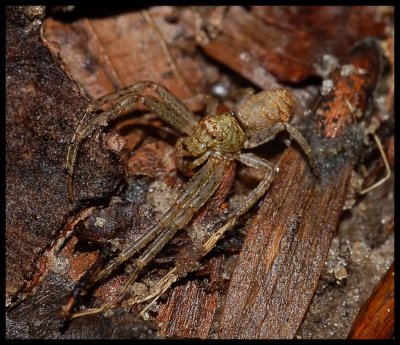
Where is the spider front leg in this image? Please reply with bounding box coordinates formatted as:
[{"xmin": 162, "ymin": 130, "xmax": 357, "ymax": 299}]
[
  {"xmin": 67, "ymin": 81, "xmax": 158, "ymax": 177},
  {"xmin": 67, "ymin": 93, "xmax": 143, "ymax": 200},
  {"xmin": 67, "ymin": 81, "xmax": 198, "ymax": 201}
]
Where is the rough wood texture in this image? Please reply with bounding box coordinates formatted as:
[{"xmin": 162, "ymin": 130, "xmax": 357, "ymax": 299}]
[
  {"xmin": 218, "ymin": 38, "xmax": 382, "ymax": 339},
  {"xmin": 43, "ymin": 7, "xmax": 212, "ymax": 100},
  {"xmin": 200, "ymin": 6, "xmax": 386, "ymax": 88},
  {"xmin": 155, "ymin": 163, "xmax": 236, "ymax": 339},
  {"xmin": 6, "ymin": 6, "xmax": 86, "ymax": 303},
  {"xmin": 347, "ymin": 262, "xmax": 394, "ymax": 339},
  {"xmin": 7, "ymin": 6, "xmax": 392, "ymax": 339},
  {"xmin": 219, "ymin": 149, "xmax": 351, "ymax": 339},
  {"xmin": 156, "ymin": 257, "xmax": 224, "ymax": 339}
]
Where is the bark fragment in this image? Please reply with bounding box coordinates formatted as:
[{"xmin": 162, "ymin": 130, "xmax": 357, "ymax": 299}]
[
  {"xmin": 347, "ymin": 262, "xmax": 394, "ymax": 339},
  {"xmin": 199, "ymin": 6, "xmax": 387, "ymax": 87},
  {"xmin": 6, "ymin": 5, "xmax": 125, "ymax": 304},
  {"xmin": 6, "ymin": 272, "xmax": 159, "ymax": 339},
  {"xmin": 218, "ymin": 38, "xmax": 383, "ymax": 339},
  {"xmin": 154, "ymin": 162, "xmax": 236, "ymax": 338},
  {"xmin": 7, "ymin": 6, "xmax": 393, "ymax": 339},
  {"xmin": 156, "ymin": 257, "xmax": 224, "ymax": 339}
]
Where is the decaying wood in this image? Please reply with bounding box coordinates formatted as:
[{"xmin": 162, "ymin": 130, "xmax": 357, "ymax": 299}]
[
  {"xmin": 6, "ymin": 271, "xmax": 159, "ymax": 339},
  {"xmin": 7, "ymin": 6, "xmax": 392, "ymax": 339},
  {"xmin": 156, "ymin": 256, "xmax": 224, "ymax": 339},
  {"xmin": 43, "ymin": 7, "xmax": 215, "ymax": 100},
  {"xmin": 347, "ymin": 262, "xmax": 394, "ymax": 339},
  {"xmin": 155, "ymin": 162, "xmax": 236, "ymax": 338},
  {"xmin": 218, "ymin": 38, "xmax": 382, "ymax": 339},
  {"xmin": 199, "ymin": 6, "xmax": 386, "ymax": 88},
  {"xmin": 6, "ymin": 6, "xmax": 93, "ymax": 304}
]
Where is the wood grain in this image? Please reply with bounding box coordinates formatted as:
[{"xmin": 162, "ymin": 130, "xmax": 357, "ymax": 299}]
[
  {"xmin": 218, "ymin": 38, "xmax": 383, "ymax": 339},
  {"xmin": 347, "ymin": 262, "xmax": 394, "ymax": 339}
]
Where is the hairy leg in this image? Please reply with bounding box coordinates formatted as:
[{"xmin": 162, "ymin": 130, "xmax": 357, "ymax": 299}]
[
  {"xmin": 243, "ymin": 121, "xmax": 318, "ymax": 177},
  {"xmin": 284, "ymin": 123, "xmax": 318, "ymax": 176},
  {"xmin": 65, "ymin": 155, "xmax": 230, "ymax": 318},
  {"xmin": 201, "ymin": 153, "xmax": 276, "ymax": 254},
  {"xmin": 67, "ymin": 81, "xmax": 198, "ymax": 200},
  {"xmin": 99, "ymin": 157, "xmax": 230, "ymax": 314},
  {"xmin": 149, "ymin": 82, "xmax": 198, "ymax": 130},
  {"xmin": 136, "ymin": 153, "xmax": 277, "ymax": 313}
]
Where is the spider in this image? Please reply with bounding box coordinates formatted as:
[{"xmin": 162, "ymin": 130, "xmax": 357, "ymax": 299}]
[{"xmin": 63, "ymin": 81, "xmax": 318, "ymax": 319}]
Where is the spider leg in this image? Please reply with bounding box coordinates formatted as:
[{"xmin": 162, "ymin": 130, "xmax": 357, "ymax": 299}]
[
  {"xmin": 244, "ymin": 122, "xmax": 318, "ymax": 177},
  {"xmin": 67, "ymin": 94, "xmax": 194, "ymax": 181},
  {"xmin": 79, "ymin": 81, "xmax": 198, "ymax": 136},
  {"xmin": 67, "ymin": 92, "xmax": 192, "ymax": 179},
  {"xmin": 102, "ymin": 158, "xmax": 231, "ymax": 312},
  {"xmin": 67, "ymin": 81, "xmax": 198, "ymax": 200},
  {"xmin": 360, "ymin": 131, "xmax": 391, "ymax": 195},
  {"xmin": 284, "ymin": 123, "xmax": 319, "ymax": 176},
  {"xmin": 84, "ymin": 81, "xmax": 156, "ymax": 113},
  {"xmin": 197, "ymin": 153, "xmax": 277, "ymax": 258},
  {"xmin": 136, "ymin": 153, "xmax": 277, "ymax": 313},
  {"xmin": 66, "ymin": 155, "xmax": 230, "ymax": 318},
  {"xmin": 92, "ymin": 155, "xmax": 229, "ymax": 283},
  {"xmin": 67, "ymin": 93, "xmax": 143, "ymax": 200},
  {"xmin": 68, "ymin": 81, "xmax": 158, "ymax": 168},
  {"xmin": 138, "ymin": 94, "xmax": 196, "ymax": 136},
  {"xmin": 148, "ymin": 82, "xmax": 198, "ymax": 131}
]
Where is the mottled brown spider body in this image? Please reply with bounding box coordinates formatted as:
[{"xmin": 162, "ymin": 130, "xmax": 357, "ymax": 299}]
[
  {"xmin": 237, "ymin": 89, "xmax": 297, "ymax": 147},
  {"xmin": 190, "ymin": 114, "xmax": 246, "ymax": 154},
  {"xmin": 237, "ymin": 89, "xmax": 296, "ymax": 132},
  {"xmin": 64, "ymin": 81, "xmax": 317, "ymax": 319}
]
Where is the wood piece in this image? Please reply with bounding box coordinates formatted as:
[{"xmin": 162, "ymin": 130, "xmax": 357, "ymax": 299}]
[
  {"xmin": 43, "ymin": 7, "xmax": 216, "ymax": 101},
  {"xmin": 6, "ymin": 272, "xmax": 159, "ymax": 339},
  {"xmin": 219, "ymin": 147, "xmax": 352, "ymax": 339},
  {"xmin": 200, "ymin": 6, "xmax": 387, "ymax": 86},
  {"xmin": 347, "ymin": 262, "xmax": 394, "ymax": 339},
  {"xmin": 155, "ymin": 162, "xmax": 236, "ymax": 338},
  {"xmin": 218, "ymin": 38, "xmax": 382, "ymax": 338},
  {"xmin": 6, "ymin": 6, "xmax": 91, "ymax": 303},
  {"xmin": 156, "ymin": 257, "xmax": 224, "ymax": 339}
]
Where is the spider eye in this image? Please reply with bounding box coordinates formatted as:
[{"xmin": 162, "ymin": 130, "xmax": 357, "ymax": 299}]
[{"xmin": 210, "ymin": 131, "xmax": 224, "ymax": 141}]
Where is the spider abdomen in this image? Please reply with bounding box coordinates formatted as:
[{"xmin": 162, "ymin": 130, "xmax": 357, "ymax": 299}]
[{"xmin": 236, "ymin": 89, "xmax": 297, "ymax": 136}]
